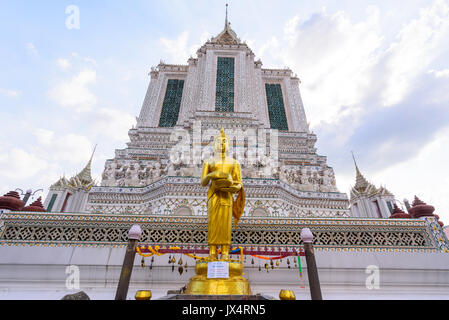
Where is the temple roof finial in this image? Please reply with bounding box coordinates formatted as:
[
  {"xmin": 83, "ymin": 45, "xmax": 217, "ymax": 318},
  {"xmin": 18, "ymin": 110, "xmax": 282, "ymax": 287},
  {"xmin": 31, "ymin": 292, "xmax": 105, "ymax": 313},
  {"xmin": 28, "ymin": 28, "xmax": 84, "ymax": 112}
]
[
  {"xmin": 220, "ymin": 127, "xmax": 226, "ymax": 138},
  {"xmin": 225, "ymin": 3, "xmax": 229, "ymax": 29}
]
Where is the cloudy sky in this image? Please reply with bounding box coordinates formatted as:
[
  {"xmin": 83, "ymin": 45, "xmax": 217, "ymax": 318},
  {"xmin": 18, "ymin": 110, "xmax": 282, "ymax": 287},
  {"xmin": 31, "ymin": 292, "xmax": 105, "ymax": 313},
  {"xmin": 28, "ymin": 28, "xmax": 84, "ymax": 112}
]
[{"xmin": 1, "ymin": 0, "xmax": 448, "ymax": 222}]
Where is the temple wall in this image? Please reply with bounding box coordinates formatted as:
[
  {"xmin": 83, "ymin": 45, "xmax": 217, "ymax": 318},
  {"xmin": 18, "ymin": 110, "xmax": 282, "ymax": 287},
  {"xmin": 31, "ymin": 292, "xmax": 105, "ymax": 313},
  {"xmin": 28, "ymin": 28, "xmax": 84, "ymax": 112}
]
[{"xmin": 1, "ymin": 246, "xmax": 448, "ymax": 300}]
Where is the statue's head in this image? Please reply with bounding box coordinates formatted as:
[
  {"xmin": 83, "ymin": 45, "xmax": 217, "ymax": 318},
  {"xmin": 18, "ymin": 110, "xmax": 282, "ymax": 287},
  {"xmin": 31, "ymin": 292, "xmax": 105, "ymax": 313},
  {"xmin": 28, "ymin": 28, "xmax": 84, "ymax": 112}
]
[{"xmin": 214, "ymin": 127, "xmax": 229, "ymax": 154}]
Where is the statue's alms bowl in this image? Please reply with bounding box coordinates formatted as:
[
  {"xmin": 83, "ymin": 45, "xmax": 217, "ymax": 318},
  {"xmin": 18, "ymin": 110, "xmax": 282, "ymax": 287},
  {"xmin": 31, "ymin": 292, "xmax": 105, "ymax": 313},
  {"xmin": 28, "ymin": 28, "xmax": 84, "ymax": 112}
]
[{"xmin": 212, "ymin": 178, "xmax": 233, "ymax": 189}]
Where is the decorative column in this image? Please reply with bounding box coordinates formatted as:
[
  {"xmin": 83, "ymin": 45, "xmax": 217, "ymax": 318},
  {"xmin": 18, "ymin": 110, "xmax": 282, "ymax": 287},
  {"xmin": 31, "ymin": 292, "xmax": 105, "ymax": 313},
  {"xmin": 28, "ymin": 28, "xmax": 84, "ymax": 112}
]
[
  {"xmin": 177, "ymin": 57, "xmax": 198, "ymax": 125},
  {"xmin": 254, "ymin": 61, "xmax": 269, "ymax": 127},
  {"xmin": 115, "ymin": 225, "xmax": 142, "ymax": 300},
  {"xmin": 137, "ymin": 69, "xmax": 158, "ymax": 127},
  {"xmin": 301, "ymin": 228, "xmax": 322, "ymax": 300}
]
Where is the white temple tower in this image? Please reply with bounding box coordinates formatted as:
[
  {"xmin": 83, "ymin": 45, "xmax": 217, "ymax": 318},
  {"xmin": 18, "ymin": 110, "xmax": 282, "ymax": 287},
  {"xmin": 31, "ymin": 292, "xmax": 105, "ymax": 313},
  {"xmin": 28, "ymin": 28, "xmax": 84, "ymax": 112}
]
[{"xmin": 83, "ymin": 11, "xmax": 349, "ymax": 218}]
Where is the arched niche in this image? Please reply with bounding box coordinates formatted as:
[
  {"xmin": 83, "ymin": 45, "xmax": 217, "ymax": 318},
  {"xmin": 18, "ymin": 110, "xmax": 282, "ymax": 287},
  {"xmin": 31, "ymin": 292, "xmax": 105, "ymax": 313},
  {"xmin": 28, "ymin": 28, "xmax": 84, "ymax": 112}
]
[{"xmin": 173, "ymin": 206, "xmax": 193, "ymax": 216}]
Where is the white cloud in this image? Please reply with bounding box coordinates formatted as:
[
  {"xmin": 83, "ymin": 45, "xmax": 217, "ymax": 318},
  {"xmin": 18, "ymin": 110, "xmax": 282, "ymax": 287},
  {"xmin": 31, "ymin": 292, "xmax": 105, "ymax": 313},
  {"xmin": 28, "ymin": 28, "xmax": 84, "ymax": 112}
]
[
  {"xmin": 381, "ymin": 0, "xmax": 449, "ymax": 106},
  {"xmin": 159, "ymin": 31, "xmax": 212, "ymax": 65},
  {"xmin": 160, "ymin": 31, "xmax": 190, "ymax": 64},
  {"xmin": 92, "ymin": 108, "xmax": 135, "ymax": 141},
  {"xmin": 32, "ymin": 131, "xmax": 93, "ymax": 164},
  {"xmin": 0, "ymin": 88, "xmax": 21, "ymax": 97},
  {"xmin": 48, "ymin": 68, "xmax": 97, "ymax": 112},
  {"xmin": 26, "ymin": 42, "xmax": 39, "ymax": 58},
  {"xmin": 83, "ymin": 57, "xmax": 97, "ymax": 66},
  {"xmin": 284, "ymin": 15, "xmax": 300, "ymax": 42},
  {"xmin": 49, "ymin": 53, "xmax": 102, "ymax": 113},
  {"xmin": 428, "ymin": 68, "xmax": 449, "ymax": 78},
  {"xmin": 50, "ymin": 134, "xmax": 94, "ymax": 164},
  {"xmin": 33, "ymin": 128, "xmax": 54, "ymax": 146},
  {"xmin": 281, "ymin": 8, "xmax": 383, "ymax": 127},
  {"xmin": 70, "ymin": 52, "xmax": 97, "ymax": 65},
  {"xmin": 0, "ymin": 148, "xmax": 48, "ymax": 180},
  {"xmin": 57, "ymin": 58, "xmax": 71, "ymax": 71}
]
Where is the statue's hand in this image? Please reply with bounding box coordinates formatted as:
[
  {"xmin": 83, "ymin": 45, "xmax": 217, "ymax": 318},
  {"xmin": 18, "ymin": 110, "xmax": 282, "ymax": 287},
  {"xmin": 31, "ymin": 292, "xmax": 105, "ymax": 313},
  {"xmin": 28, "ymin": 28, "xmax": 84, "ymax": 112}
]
[
  {"xmin": 207, "ymin": 171, "xmax": 219, "ymax": 180},
  {"xmin": 220, "ymin": 172, "xmax": 232, "ymax": 181}
]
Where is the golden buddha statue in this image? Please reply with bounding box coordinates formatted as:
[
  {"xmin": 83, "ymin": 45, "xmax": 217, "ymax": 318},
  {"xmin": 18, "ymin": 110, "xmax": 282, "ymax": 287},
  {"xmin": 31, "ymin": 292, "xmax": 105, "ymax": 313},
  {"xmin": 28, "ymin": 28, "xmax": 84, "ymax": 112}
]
[
  {"xmin": 201, "ymin": 127, "xmax": 245, "ymax": 261},
  {"xmin": 184, "ymin": 128, "xmax": 251, "ymax": 295}
]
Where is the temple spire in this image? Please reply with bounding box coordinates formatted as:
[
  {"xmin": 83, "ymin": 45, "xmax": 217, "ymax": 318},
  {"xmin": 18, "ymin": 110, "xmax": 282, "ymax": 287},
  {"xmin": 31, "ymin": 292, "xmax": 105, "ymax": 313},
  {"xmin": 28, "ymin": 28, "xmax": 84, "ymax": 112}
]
[
  {"xmin": 351, "ymin": 151, "xmax": 373, "ymax": 193},
  {"xmin": 351, "ymin": 150, "xmax": 362, "ymax": 177},
  {"xmin": 76, "ymin": 144, "xmax": 97, "ymax": 184},
  {"xmin": 211, "ymin": 3, "xmax": 241, "ymax": 45},
  {"xmin": 89, "ymin": 144, "xmax": 97, "ymax": 164}
]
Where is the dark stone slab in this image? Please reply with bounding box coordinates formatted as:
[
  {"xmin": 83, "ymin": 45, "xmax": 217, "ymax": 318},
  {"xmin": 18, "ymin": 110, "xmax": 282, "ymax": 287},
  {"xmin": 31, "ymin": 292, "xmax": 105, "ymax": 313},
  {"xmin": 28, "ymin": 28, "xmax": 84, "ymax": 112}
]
[{"xmin": 61, "ymin": 291, "xmax": 91, "ymax": 300}]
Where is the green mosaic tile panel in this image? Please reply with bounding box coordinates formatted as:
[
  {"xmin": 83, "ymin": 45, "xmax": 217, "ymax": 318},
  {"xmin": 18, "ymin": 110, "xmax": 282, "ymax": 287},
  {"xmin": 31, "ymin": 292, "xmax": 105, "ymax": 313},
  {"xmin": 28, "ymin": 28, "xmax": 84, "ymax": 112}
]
[
  {"xmin": 47, "ymin": 194, "xmax": 57, "ymax": 212},
  {"xmin": 158, "ymin": 79, "xmax": 185, "ymax": 127},
  {"xmin": 387, "ymin": 201, "xmax": 394, "ymax": 214},
  {"xmin": 215, "ymin": 57, "xmax": 235, "ymax": 112},
  {"xmin": 265, "ymin": 83, "xmax": 289, "ymax": 131}
]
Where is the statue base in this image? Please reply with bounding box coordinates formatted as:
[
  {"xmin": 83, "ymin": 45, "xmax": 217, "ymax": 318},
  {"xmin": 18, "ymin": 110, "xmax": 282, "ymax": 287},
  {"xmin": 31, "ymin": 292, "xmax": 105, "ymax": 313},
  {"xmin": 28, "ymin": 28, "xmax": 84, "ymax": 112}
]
[{"xmin": 185, "ymin": 260, "xmax": 252, "ymax": 295}]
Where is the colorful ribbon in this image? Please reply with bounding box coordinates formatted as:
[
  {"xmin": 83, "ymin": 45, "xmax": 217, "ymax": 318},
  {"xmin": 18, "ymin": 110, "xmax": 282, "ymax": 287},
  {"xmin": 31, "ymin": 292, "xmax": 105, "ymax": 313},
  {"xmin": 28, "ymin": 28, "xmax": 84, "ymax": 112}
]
[
  {"xmin": 251, "ymin": 253, "xmax": 294, "ymax": 260},
  {"xmin": 136, "ymin": 245, "xmax": 243, "ymax": 262}
]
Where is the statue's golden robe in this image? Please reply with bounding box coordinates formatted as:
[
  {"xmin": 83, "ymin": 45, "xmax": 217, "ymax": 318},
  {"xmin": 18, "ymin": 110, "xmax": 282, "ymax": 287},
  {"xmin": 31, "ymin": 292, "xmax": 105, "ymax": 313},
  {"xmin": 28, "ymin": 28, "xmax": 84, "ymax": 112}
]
[{"xmin": 201, "ymin": 157, "xmax": 244, "ymax": 245}]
